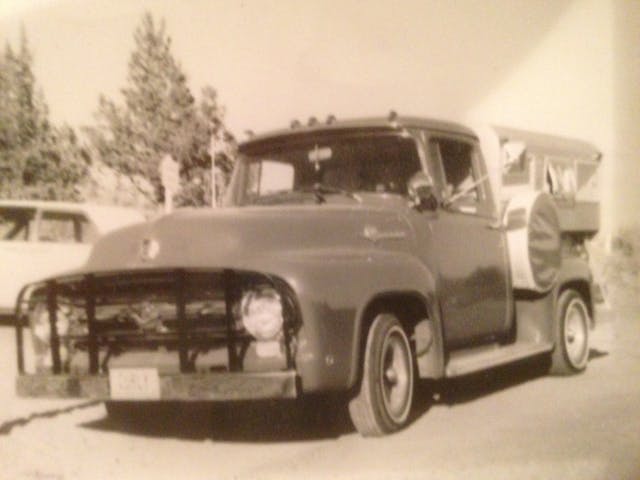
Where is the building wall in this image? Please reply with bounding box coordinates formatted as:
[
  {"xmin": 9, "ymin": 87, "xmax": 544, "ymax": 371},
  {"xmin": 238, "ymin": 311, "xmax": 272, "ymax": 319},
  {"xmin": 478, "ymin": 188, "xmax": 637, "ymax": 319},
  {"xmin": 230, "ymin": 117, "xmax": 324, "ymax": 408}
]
[{"xmin": 613, "ymin": 0, "xmax": 640, "ymax": 231}]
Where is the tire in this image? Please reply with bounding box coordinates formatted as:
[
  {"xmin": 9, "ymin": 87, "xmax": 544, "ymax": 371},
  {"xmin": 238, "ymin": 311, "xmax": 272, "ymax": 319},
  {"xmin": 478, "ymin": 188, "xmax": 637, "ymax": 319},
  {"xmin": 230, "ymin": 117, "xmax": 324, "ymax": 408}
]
[
  {"xmin": 349, "ymin": 314, "xmax": 414, "ymax": 436},
  {"xmin": 550, "ymin": 289, "xmax": 590, "ymax": 375}
]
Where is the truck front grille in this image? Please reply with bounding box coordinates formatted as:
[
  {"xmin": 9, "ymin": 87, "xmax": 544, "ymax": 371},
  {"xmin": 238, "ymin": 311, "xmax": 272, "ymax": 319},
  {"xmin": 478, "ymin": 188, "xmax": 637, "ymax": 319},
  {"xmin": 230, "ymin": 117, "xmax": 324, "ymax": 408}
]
[{"xmin": 15, "ymin": 269, "xmax": 299, "ymax": 375}]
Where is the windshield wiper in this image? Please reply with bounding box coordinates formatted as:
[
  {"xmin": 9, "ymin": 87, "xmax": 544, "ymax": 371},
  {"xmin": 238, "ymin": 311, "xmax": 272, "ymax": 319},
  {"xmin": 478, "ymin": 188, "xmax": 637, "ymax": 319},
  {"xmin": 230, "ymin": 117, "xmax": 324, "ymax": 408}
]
[
  {"xmin": 299, "ymin": 183, "xmax": 362, "ymax": 204},
  {"xmin": 250, "ymin": 190, "xmax": 304, "ymax": 205},
  {"xmin": 250, "ymin": 185, "xmax": 362, "ymax": 205}
]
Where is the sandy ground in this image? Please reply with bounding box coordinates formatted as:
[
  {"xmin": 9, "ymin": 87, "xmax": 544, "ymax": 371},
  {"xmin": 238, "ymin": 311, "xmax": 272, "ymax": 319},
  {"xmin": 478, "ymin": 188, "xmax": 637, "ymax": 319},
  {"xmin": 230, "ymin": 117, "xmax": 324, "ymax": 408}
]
[{"xmin": 0, "ymin": 303, "xmax": 637, "ymax": 480}]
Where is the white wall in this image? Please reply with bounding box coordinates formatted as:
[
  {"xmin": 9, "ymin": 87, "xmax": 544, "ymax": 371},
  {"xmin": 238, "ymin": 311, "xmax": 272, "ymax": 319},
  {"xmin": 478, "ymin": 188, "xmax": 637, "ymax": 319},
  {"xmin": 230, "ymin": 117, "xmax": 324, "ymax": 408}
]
[
  {"xmin": 465, "ymin": 0, "xmax": 618, "ymax": 234},
  {"xmin": 612, "ymin": 0, "xmax": 640, "ymax": 231},
  {"xmin": 467, "ymin": 0, "xmax": 639, "ymax": 234}
]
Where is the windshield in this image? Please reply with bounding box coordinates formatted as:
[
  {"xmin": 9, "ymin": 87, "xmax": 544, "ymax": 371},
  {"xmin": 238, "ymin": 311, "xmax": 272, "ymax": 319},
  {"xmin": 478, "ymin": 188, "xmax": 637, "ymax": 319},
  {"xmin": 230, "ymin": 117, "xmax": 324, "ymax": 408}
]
[
  {"xmin": 0, "ymin": 207, "xmax": 36, "ymax": 241},
  {"xmin": 230, "ymin": 133, "xmax": 422, "ymax": 206}
]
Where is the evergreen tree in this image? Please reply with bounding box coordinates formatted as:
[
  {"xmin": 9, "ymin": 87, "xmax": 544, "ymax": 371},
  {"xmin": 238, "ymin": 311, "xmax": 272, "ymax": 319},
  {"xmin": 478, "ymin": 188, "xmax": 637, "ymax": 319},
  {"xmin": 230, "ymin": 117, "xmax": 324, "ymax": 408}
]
[
  {"xmin": 0, "ymin": 28, "xmax": 88, "ymax": 200},
  {"xmin": 86, "ymin": 13, "xmax": 235, "ymax": 207}
]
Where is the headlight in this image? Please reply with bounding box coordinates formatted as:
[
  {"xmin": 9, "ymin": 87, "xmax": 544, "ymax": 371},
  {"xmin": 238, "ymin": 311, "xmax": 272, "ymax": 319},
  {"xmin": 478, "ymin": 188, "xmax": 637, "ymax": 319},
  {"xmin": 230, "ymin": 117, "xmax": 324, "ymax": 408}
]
[
  {"xmin": 30, "ymin": 303, "xmax": 52, "ymax": 370},
  {"xmin": 240, "ymin": 286, "xmax": 284, "ymax": 341}
]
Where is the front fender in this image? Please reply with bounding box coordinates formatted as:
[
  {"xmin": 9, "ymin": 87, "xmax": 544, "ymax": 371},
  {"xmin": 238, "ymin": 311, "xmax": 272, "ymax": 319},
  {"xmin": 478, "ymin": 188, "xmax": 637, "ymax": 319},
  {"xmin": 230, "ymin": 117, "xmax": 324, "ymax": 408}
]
[{"xmin": 275, "ymin": 249, "xmax": 438, "ymax": 392}]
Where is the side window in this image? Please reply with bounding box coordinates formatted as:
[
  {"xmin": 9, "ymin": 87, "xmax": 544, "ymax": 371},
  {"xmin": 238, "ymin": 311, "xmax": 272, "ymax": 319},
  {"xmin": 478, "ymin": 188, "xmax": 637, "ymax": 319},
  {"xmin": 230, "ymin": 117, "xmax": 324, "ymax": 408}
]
[
  {"xmin": 0, "ymin": 208, "xmax": 36, "ymax": 241},
  {"xmin": 38, "ymin": 212, "xmax": 91, "ymax": 243},
  {"xmin": 259, "ymin": 161, "xmax": 295, "ymax": 195},
  {"xmin": 502, "ymin": 141, "xmax": 530, "ymax": 186},
  {"xmin": 429, "ymin": 138, "xmax": 481, "ymax": 203}
]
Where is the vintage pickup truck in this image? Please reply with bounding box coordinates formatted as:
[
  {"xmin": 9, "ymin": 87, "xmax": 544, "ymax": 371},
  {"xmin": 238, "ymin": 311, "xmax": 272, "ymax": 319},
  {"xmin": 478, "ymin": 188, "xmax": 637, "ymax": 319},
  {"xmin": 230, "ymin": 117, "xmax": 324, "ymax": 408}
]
[{"xmin": 15, "ymin": 114, "xmax": 600, "ymax": 436}]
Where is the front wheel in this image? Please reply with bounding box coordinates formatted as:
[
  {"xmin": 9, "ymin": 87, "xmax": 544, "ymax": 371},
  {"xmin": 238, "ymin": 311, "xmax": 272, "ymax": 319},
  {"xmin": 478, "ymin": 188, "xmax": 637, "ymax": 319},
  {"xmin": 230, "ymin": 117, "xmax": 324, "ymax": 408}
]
[
  {"xmin": 550, "ymin": 289, "xmax": 590, "ymax": 375},
  {"xmin": 349, "ymin": 314, "xmax": 414, "ymax": 436}
]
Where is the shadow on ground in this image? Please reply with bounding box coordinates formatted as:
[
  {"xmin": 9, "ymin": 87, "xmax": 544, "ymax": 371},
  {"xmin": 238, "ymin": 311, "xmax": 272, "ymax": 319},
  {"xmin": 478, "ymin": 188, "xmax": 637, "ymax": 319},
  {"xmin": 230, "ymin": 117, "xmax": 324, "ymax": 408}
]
[
  {"xmin": 431, "ymin": 355, "xmax": 551, "ymax": 406},
  {"xmin": 432, "ymin": 348, "xmax": 608, "ymax": 406},
  {"xmin": 80, "ymin": 396, "xmax": 355, "ymax": 442},
  {"xmin": 589, "ymin": 349, "xmax": 609, "ymax": 360},
  {"xmin": 0, "ymin": 401, "xmax": 100, "ymax": 435},
  {"xmin": 78, "ymin": 348, "xmax": 608, "ymax": 442}
]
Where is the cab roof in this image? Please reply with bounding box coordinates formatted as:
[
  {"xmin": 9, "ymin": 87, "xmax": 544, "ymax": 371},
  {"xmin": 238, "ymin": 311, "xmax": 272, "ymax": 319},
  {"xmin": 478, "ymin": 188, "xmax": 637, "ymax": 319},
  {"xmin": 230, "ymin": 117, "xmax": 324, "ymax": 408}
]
[{"xmin": 239, "ymin": 115, "xmax": 477, "ymax": 151}]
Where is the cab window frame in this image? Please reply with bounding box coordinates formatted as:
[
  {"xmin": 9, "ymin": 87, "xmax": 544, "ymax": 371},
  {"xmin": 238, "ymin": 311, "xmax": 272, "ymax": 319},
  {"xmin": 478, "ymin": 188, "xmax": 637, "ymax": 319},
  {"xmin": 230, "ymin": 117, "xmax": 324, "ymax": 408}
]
[
  {"xmin": 425, "ymin": 133, "xmax": 494, "ymax": 217},
  {"xmin": 0, "ymin": 207, "xmax": 36, "ymax": 242},
  {"xmin": 37, "ymin": 210, "xmax": 94, "ymax": 244}
]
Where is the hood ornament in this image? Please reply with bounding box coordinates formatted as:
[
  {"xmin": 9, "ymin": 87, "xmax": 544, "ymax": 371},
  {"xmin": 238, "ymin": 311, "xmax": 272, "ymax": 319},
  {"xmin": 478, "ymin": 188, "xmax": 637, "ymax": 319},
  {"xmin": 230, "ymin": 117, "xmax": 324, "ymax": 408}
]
[{"xmin": 139, "ymin": 238, "xmax": 160, "ymax": 262}]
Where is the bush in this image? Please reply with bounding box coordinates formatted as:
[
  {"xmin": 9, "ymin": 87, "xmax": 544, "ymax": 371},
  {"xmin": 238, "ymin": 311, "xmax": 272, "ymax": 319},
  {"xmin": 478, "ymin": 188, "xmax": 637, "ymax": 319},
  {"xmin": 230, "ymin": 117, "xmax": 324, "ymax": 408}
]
[{"xmin": 604, "ymin": 225, "xmax": 640, "ymax": 307}]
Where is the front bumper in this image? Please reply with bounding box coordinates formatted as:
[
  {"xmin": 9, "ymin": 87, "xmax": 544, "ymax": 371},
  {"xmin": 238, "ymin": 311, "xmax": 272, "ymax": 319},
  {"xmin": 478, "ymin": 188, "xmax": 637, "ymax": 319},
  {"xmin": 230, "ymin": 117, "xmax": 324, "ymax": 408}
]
[{"xmin": 16, "ymin": 371, "xmax": 298, "ymax": 401}]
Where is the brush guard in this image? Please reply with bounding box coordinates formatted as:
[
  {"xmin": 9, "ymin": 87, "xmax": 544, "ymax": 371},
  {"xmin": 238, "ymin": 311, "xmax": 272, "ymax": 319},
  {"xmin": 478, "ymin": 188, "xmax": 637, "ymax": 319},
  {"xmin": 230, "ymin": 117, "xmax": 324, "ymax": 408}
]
[{"xmin": 15, "ymin": 269, "xmax": 299, "ymax": 401}]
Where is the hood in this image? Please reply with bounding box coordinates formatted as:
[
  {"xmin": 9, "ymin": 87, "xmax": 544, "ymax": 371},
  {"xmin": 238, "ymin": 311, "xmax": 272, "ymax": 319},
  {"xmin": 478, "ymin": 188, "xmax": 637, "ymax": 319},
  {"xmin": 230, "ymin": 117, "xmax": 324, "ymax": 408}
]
[{"xmin": 81, "ymin": 203, "xmax": 415, "ymax": 275}]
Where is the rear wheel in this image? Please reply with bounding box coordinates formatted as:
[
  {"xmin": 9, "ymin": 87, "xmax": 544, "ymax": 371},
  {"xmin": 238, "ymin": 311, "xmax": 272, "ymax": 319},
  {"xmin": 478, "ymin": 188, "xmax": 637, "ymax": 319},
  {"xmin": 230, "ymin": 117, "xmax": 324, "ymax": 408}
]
[
  {"xmin": 349, "ymin": 314, "xmax": 414, "ymax": 436},
  {"xmin": 550, "ymin": 289, "xmax": 590, "ymax": 375}
]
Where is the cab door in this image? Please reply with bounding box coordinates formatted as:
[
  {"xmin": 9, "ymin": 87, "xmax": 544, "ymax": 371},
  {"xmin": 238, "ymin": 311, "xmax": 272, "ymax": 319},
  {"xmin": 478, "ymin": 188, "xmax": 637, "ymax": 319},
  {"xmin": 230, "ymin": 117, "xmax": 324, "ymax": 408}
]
[{"xmin": 425, "ymin": 135, "xmax": 511, "ymax": 349}]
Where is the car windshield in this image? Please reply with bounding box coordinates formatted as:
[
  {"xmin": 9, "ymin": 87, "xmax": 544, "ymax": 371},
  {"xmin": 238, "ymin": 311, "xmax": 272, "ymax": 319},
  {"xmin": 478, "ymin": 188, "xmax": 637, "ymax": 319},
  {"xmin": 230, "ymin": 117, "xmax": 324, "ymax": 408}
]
[
  {"xmin": 0, "ymin": 207, "xmax": 36, "ymax": 241},
  {"xmin": 231, "ymin": 133, "xmax": 422, "ymax": 206}
]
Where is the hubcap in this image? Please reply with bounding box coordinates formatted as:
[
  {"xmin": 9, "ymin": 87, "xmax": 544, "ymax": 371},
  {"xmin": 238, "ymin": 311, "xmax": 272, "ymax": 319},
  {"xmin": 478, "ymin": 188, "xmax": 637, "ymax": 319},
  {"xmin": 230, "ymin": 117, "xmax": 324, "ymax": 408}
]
[
  {"xmin": 564, "ymin": 298, "xmax": 589, "ymax": 368},
  {"xmin": 380, "ymin": 328, "xmax": 412, "ymax": 423},
  {"xmin": 385, "ymin": 367, "xmax": 399, "ymax": 384}
]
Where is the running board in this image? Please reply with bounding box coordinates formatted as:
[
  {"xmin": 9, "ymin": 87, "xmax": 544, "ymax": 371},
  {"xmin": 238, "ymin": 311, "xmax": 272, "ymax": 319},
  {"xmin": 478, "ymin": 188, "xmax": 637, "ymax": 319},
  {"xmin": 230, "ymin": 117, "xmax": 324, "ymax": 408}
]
[{"xmin": 445, "ymin": 341, "xmax": 553, "ymax": 377}]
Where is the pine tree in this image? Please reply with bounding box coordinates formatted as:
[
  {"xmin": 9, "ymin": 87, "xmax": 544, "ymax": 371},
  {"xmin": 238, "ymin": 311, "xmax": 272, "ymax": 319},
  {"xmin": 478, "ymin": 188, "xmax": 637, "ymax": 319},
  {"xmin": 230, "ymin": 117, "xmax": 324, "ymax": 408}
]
[
  {"xmin": 86, "ymin": 13, "xmax": 235, "ymax": 207},
  {"xmin": 0, "ymin": 28, "xmax": 88, "ymax": 200}
]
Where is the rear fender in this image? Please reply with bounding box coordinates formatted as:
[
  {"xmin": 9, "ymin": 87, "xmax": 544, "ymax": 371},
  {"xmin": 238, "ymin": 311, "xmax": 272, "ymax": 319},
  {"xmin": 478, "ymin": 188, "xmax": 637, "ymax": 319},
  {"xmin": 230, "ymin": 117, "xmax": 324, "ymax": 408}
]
[
  {"xmin": 555, "ymin": 256, "xmax": 594, "ymax": 326},
  {"xmin": 513, "ymin": 255, "xmax": 593, "ymax": 347}
]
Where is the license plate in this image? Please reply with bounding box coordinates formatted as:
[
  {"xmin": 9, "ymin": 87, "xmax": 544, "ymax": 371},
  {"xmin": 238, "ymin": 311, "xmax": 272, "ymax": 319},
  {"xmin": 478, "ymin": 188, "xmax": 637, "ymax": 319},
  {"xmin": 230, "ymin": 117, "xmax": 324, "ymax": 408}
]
[{"xmin": 109, "ymin": 368, "xmax": 161, "ymax": 400}]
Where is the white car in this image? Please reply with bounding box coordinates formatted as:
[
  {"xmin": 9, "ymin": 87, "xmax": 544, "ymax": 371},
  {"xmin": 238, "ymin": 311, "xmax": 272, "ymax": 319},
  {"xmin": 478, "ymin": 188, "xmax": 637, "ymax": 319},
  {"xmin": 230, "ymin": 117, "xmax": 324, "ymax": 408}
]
[{"xmin": 0, "ymin": 200, "xmax": 144, "ymax": 318}]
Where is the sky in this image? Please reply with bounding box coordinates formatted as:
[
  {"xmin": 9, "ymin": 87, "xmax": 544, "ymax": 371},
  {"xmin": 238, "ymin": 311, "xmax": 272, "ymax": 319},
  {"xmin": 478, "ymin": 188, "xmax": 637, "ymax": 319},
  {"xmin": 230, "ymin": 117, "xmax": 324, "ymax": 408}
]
[{"xmin": 0, "ymin": 0, "xmax": 574, "ymax": 137}]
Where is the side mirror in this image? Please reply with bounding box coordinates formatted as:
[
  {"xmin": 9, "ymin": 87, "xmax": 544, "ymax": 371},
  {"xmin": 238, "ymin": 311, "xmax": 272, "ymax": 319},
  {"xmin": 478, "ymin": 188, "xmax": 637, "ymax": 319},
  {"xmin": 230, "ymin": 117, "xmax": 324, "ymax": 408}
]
[{"xmin": 407, "ymin": 172, "xmax": 438, "ymax": 211}]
